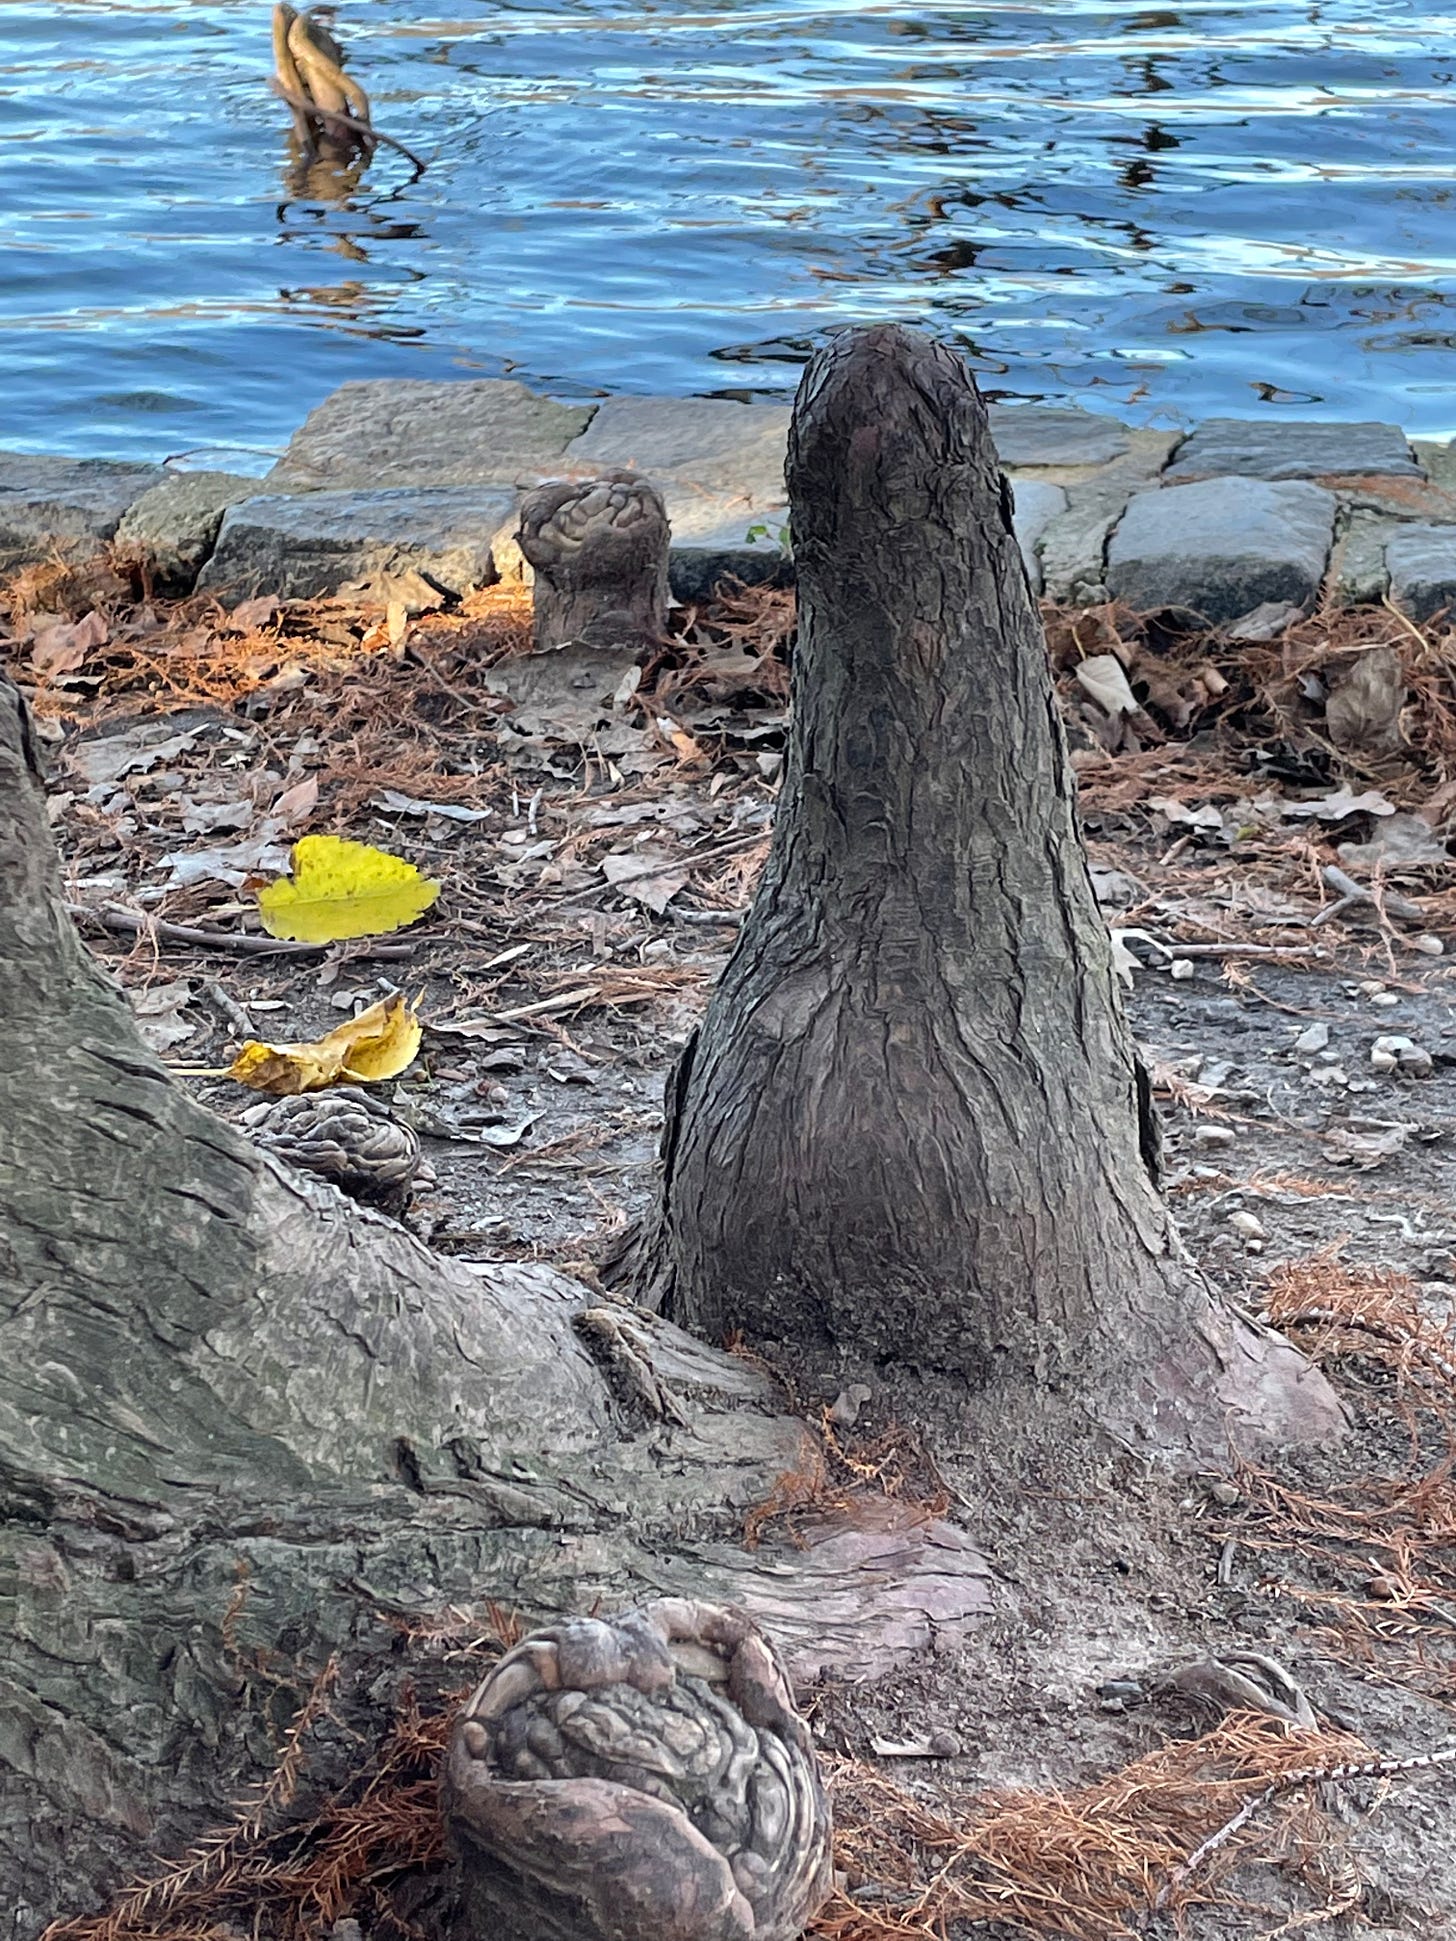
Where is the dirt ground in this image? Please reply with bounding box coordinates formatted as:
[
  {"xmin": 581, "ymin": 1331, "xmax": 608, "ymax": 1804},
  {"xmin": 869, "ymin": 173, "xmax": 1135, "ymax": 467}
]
[{"xmin": 10, "ymin": 561, "xmax": 1456, "ymax": 1939}]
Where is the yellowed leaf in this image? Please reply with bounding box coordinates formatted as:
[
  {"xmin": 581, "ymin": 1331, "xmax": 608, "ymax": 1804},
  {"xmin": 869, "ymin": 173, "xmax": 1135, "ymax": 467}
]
[
  {"xmin": 227, "ymin": 994, "xmax": 423, "ymax": 1095},
  {"xmin": 257, "ymin": 834, "xmax": 440, "ymax": 944}
]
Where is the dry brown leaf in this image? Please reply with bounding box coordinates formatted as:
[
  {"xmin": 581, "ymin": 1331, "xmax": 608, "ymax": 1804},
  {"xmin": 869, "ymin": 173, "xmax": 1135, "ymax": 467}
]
[
  {"xmin": 226, "ymin": 595, "xmax": 281, "ymax": 632},
  {"xmin": 31, "ymin": 608, "xmax": 108, "ymax": 676},
  {"xmin": 601, "ymin": 847, "xmax": 690, "ymax": 914}
]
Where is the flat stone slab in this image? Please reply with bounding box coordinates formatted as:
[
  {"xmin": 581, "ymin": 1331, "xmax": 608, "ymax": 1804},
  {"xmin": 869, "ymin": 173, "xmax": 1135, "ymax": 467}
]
[
  {"xmin": 1107, "ymin": 477, "xmax": 1337, "ymax": 624},
  {"xmin": 0, "ymin": 453, "xmax": 164, "ymax": 571},
  {"xmin": 114, "ymin": 470, "xmax": 276, "ymax": 594},
  {"xmin": 1386, "ymin": 525, "xmax": 1456, "ymax": 622},
  {"xmin": 989, "ymin": 406, "xmax": 1130, "ymax": 470},
  {"xmin": 195, "ymin": 487, "xmax": 518, "ymax": 602},
  {"xmin": 566, "ymin": 397, "xmax": 791, "ymax": 504},
  {"xmin": 1165, "ymin": 419, "xmax": 1421, "ymax": 483},
  {"xmin": 1008, "ymin": 479, "xmax": 1067, "ymax": 595},
  {"xmin": 268, "ymin": 380, "xmax": 593, "ymax": 491}
]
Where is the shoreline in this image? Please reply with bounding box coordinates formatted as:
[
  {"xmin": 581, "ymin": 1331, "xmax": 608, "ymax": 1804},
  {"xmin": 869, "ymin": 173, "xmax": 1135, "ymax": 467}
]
[{"xmin": 3, "ymin": 377, "xmax": 1454, "ymax": 626}]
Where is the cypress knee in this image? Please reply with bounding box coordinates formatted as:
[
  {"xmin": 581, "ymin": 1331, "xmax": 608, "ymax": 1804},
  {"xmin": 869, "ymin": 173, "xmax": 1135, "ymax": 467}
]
[{"xmin": 647, "ymin": 323, "xmax": 1343, "ymax": 1465}]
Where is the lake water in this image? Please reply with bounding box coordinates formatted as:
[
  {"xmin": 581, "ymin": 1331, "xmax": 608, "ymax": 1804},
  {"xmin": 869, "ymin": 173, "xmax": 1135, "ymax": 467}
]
[{"xmin": 2, "ymin": 1, "xmax": 1454, "ymax": 466}]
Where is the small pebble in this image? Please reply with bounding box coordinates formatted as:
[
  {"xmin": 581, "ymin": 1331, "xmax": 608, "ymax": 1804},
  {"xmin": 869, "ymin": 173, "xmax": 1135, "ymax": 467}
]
[
  {"xmin": 1372, "ymin": 1034, "xmax": 1434, "ymax": 1077},
  {"xmin": 927, "ymin": 1729, "xmax": 962, "ymax": 1757},
  {"xmin": 1169, "ymin": 958, "xmax": 1194, "ymax": 981},
  {"xmin": 1206, "ymin": 1480, "xmax": 1240, "ymax": 1506},
  {"xmin": 1193, "ymin": 1124, "xmax": 1236, "ymax": 1148},
  {"xmin": 829, "ymin": 1383, "xmax": 873, "ymax": 1429},
  {"xmin": 1227, "ymin": 1210, "xmax": 1267, "ymax": 1241},
  {"xmin": 1414, "ymin": 934, "xmax": 1445, "ymax": 957},
  {"xmin": 1293, "ymin": 1021, "xmax": 1330, "ymax": 1054},
  {"xmin": 1369, "ymin": 991, "xmax": 1401, "ymax": 1008}
]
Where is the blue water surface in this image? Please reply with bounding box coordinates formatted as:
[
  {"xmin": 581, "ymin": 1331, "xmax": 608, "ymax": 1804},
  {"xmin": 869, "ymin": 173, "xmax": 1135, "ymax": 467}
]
[{"xmin": 1, "ymin": 1, "xmax": 1453, "ymax": 463}]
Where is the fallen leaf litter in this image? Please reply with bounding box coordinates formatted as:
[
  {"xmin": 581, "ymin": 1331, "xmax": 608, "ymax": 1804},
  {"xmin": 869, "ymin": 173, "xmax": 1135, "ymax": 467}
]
[{"xmin": 14, "ymin": 559, "xmax": 1456, "ymax": 1936}]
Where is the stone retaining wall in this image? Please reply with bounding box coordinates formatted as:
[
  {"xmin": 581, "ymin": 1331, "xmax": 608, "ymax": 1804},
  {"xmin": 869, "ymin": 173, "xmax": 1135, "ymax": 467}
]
[{"xmin": 4, "ymin": 377, "xmax": 1455, "ymax": 625}]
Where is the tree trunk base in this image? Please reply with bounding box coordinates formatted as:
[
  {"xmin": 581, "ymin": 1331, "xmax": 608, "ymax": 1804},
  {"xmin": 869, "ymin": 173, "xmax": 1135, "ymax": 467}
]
[{"xmin": 0, "ymin": 673, "xmax": 995, "ymax": 1937}]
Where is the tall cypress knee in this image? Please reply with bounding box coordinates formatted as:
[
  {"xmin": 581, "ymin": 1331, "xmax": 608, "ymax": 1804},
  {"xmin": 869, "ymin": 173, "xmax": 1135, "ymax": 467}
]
[{"xmin": 649, "ymin": 324, "xmax": 1343, "ymax": 1464}]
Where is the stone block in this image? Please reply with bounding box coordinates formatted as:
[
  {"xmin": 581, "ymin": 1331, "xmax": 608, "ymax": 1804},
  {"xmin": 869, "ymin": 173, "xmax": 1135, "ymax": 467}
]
[
  {"xmin": 988, "ymin": 407, "xmax": 1131, "ymax": 470},
  {"xmin": 1165, "ymin": 419, "xmax": 1421, "ymax": 483},
  {"xmin": 1029, "ymin": 431, "xmax": 1181, "ymax": 604},
  {"xmin": 1007, "ymin": 479, "xmax": 1067, "ymax": 595},
  {"xmin": 566, "ymin": 397, "xmax": 791, "ymax": 504},
  {"xmin": 1329, "ymin": 509, "xmax": 1398, "ymax": 606},
  {"xmin": 1330, "ymin": 472, "xmax": 1456, "ymax": 523},
  {"xmin": 114, "ymin": 470, "xmax": 277, "ymax": 593},
  {"xmin": 268, "ymin": 380, "xmax": 593, "ymax": 491},
  {"xmin": 196, "ymin": 487, "xmax": 518, "ymax": 602},
  {"xmin": 1106, "ymin": 477, "xmax": 1337, "ymax": 624},
  {"xmin": 1413, "ymin": 438, "xmax": 1456, "ymax": 491},
  {"xmin": 1386, "ymin": 525, "xmax": 1456, "ymax": 622},
  {"xmin": 0, "ymin": 453, "xmax": 164, "ymax": 571},
  {"xmin": 662, "ymin": 489, "xmax": 792, "ymax": 604}
]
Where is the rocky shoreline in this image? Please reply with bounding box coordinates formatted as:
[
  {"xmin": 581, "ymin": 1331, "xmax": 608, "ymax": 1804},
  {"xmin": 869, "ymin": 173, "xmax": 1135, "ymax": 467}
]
[{"xmin": 3, "ymin": 377, "xmax": 1455, "ymax": 624}]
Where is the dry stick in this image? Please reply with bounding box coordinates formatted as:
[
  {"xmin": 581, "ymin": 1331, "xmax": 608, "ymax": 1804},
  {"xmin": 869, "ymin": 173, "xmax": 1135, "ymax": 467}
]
[
  {"xmin": 1152, "ymin": 1740, "xmax": 1456, "ymax": 1914},
  {"xmin": 1163, "ymin": 942, "xmax": 1328, "ymax": 961},
  {"xmin": 200, "ymin": 977, "xmax": 253, "ymax": 1037},
  {"xmin": 1317, "ymin": 863, "xmax": 1426, "ymax": 927},
  {"xmin": 543, "ymin": 829, "xmax": 770, "ymax": 915},
  {"xmin": 66, "ymin": 902, "xmax": 415, "ymax": 961},
  {"xmin": 267, "ymin": 79, "xmax": 427, "ymax": 173}
]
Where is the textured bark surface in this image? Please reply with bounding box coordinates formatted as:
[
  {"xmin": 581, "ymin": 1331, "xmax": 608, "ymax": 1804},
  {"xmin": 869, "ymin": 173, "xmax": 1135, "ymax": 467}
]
[
  {"xmin": 0, "ymin": 677, "xmax": 988, "ymax": 1940},
  {"xmin": 649, "ymin": 324, "xmax": 1344, "ymax": 1464},
  {"xmin": 444, "ymin": 1600, "xmax": 831, "ymax": 1941},
  {"xmin": 519, "ymin": 472, "xmax": 671, "ymax": 651}
]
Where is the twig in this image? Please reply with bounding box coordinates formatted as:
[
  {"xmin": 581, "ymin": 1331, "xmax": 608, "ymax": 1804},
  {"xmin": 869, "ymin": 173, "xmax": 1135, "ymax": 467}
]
[
  {"xmin": 1153, "ymin": 1739, "xmax": 1456, "ymax": 1912},
  {"xmin": 1166, "ymin": 942, "xmax": 1327, "ymax": 961},
  {"xmin": 200, "ymin": 977, "xmax": 253, "ymax": 1038},
  {"xmin": 545, "ymin": 830, "xmax": 769, "ymax": 914},
  {"xmin": 493, "ymin": 987, "xmax": 602, "ymax": 1024},
  {"xmin": 667, "ymin": 905, "xmax": 744, "ymax": 926},
  {"xmin": 1317, "ymin": 863, "xmax": 1426, "ymax": 927},
  {"xmin": 268, "ymin": 79, "xmax": 427, "ymax": 174},
  {"xmin": 67, "ymin": 903, "xmax": 415, "ymax": 961}
]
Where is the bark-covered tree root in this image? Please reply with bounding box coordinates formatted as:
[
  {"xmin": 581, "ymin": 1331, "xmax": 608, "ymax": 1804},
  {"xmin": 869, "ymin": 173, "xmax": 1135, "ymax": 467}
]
[
  {"xmin": 0, "ymin": 678, "xmax": 988, "ymax": 1939},
  {"xmin": 640, "ymin": 323, "xmax": 1345, "ymax": 1467}
]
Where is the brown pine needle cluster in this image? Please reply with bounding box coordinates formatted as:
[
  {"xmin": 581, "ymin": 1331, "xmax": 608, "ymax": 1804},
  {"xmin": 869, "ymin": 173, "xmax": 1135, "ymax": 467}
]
[
  {"xmin": 820, "ymin": 1714, "xmax": 1374, "ymax": 1941},
  {"xmin": 1222, "ymin": 1252, "xmax": 1456, "ymax": 1680}
]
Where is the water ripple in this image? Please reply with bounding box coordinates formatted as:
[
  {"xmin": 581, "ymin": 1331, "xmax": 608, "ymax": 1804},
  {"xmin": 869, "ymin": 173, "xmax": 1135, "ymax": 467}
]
[{"xmin": 0, "ymin": 0, "xmax": 1452, "ymax": 459}]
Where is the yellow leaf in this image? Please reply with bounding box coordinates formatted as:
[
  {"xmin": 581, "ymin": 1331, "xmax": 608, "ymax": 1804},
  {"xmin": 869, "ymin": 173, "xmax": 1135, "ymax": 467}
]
[
  {"xmin": 228, "ymin": 994, "xmax": 423, "ymax": 1096},
  {"xmin": 257, "ymin": 834, "xmax": 440, "ymax": 944}
]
